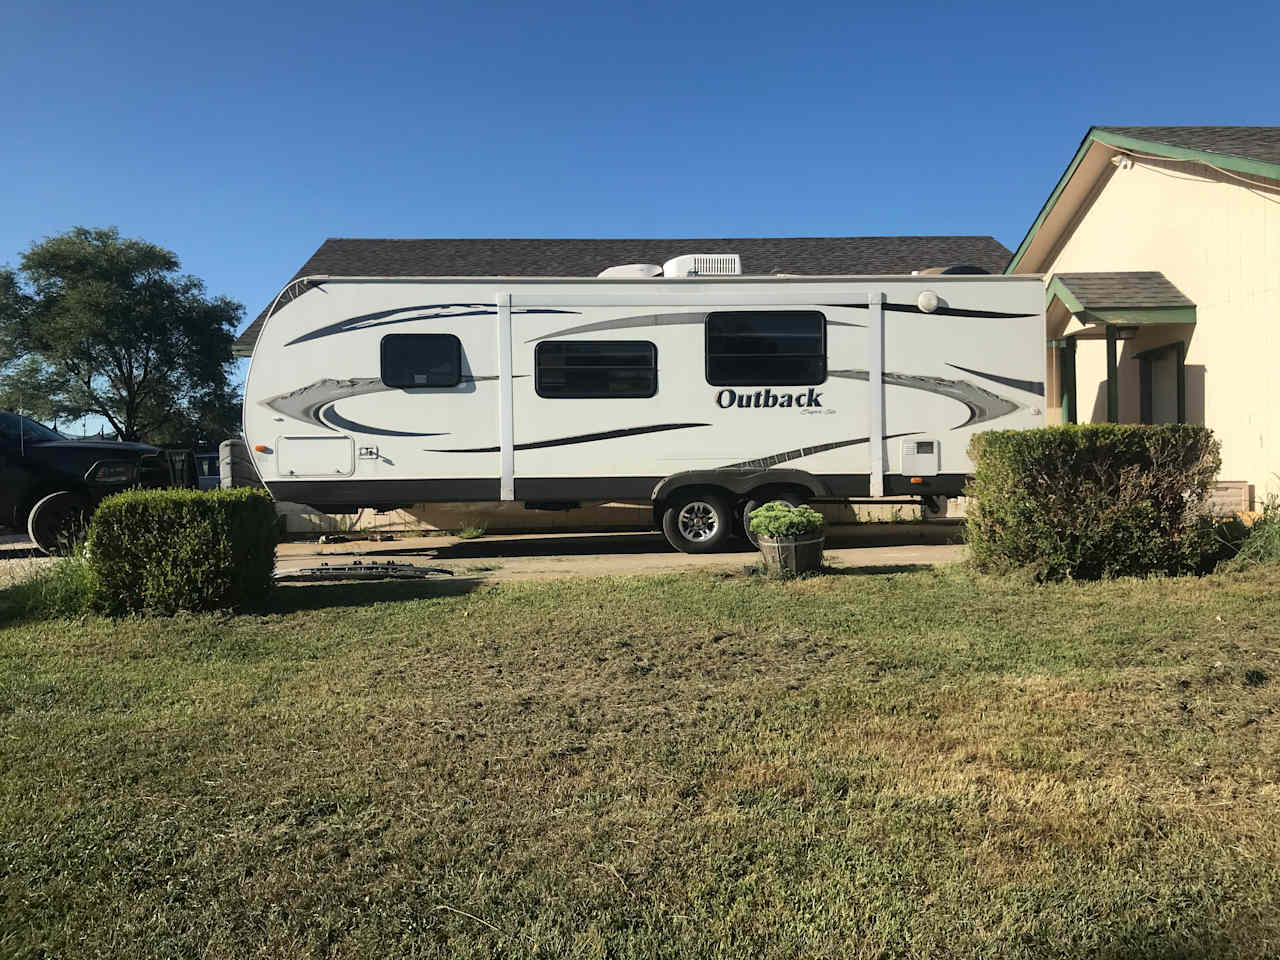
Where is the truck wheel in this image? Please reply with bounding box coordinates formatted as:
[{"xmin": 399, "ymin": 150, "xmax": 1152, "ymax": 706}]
[
  {"xmin": 742, "ymin": 491, "xmax": 806, "ymax": 547},
  {"xmin": 662, "ymin": 491, "xmax": 733, "ymax": 553},
  {"xmin": 28, "ymin": 491, "xmax": 90, "ymax": 556}
]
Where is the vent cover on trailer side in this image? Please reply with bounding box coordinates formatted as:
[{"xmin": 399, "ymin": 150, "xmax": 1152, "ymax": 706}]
[{"xmin": 901, "ymin": 438, "xmax": 939, "ymax": 477}]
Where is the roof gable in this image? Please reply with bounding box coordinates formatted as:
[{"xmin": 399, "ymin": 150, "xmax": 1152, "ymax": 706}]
[{"xmin": 1007, "ymin": 126, "xmax": 1280, "ymax": 274}]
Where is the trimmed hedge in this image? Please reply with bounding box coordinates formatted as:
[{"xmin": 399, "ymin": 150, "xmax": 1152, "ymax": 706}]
[
  {"xmin": 966, "ymin": 424, "xmax": 1223, "ymax": 581},
  {"xmin": 87, "ymin": 488, "xmax": 278, "ymax": 615}
]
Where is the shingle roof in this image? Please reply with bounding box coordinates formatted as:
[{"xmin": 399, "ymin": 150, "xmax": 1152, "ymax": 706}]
[
  {"xmin": 1052, "ymin": 271, "xmax": 1194, "ymax": 309},
  {"xmin": 1096, "ymin": 126, "xmax": 1280, "ymax": 166},
  {"xmin": 234, "ymin": 235, "xmax": 1012, "ymax": 353}
]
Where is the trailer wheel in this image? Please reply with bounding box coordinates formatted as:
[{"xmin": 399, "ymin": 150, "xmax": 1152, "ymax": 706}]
[
  {"xmin": 27, "ymin": 491, "xmax": 90, "ymax": 556},
  {"xmin": 661, "ymin": 491, "xmax": 733, "ymax": 553},
  {"xmin": 742, "ymin": 491, "xmax": 807, "ymax": 547}
]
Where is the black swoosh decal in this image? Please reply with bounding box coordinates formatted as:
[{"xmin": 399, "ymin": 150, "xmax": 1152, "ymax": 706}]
[
  {"xmin": 828, "ymin": 369, "xmax": 1020, "ymax": 428},
  {"xmin": 945, "ymin": 363, "xmax": 1045, "ymax": 396},
  {"xmin": 722, "ymin": 432, "xmax": 920, "ymax": 470},
  {"xmin": 825, "ymin": 302, "xmax": 1036, "ymax": 319},
  {"xmin": 429, "ymin": 422, "xmax": 710, "ymax": 453},
  {"xmin": 319, "ymin": 405, "xmax": 446, "ymax": 437},
  {"xmin": 286, "ymin": 303, "xmax": 580, "ymax": 347}
]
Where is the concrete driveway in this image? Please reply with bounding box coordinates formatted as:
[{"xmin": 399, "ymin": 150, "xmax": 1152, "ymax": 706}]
[
  {"xmin": 275, "ymin": 523, "xmax": 966, "ymax": 583},
  {"xmin": 1, "ymin": 523, "xmax": 966, "ymax": 590}
]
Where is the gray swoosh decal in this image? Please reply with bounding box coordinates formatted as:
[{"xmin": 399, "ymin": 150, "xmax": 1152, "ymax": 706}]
[
  {"xmin": 529, "ymin": 312, "xmax": 707, "ymax": 343},
  {"xmin": 265, "ymin": 374, "xmax": 508, "ymax": 433},
  {"xmin": 263, "ymin": 377, "xmax": 393, "ymax": 429},
  {"xmin": 429, "ymin": 422, "xmax": 710, "ymax": 454},
  {"xmin": 287, "ymin": 303, "xmax": 580, "ymax": 347},
  {"xmin": 945, "ymin": 363, "xmax": 1045, "ymax": 397},
  {"xmin": 528, "ymin": 311, "xmax": 863, "ymax": 343},
  {"xmin": 828, "ymin": 369, "xmax": 1019, "ymax": 428},
  {"xmin": 722, "ymin": 432, "xmax": 920, "ymax": 470}
]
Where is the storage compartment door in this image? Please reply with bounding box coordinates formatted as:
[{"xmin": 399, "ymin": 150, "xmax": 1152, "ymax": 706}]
[{"xmin": 276, "ymin": 436, "xmax": 355, "ymax": 478}]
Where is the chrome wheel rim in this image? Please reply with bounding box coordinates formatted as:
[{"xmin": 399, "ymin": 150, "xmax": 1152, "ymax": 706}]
[{"xmin": 677, "ymin": 501, "xmax": 718, "ymax": 542}]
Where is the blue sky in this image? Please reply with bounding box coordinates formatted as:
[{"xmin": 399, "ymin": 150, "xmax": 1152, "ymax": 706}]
[{"xmin": 4, "ymin": 0, "xmax": 1279, "ymax": 351}]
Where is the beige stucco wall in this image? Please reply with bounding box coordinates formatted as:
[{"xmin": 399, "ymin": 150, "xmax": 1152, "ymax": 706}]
[{"xmin": 1035, "ymin": 157, "xmax": 1280, "ymax": 500}]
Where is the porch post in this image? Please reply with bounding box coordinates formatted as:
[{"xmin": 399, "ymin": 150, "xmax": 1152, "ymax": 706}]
[
  {"xmin": 1060, "ymin": 338, "xmax": 1077, "ymax": 424},
  {"xmin": 1175, "ymin": 340, "xmax": 1186, "ymax": 424},
  {"xmin": 1105, "ymin": 326, "xmax": 1119, "ymax": 423}
]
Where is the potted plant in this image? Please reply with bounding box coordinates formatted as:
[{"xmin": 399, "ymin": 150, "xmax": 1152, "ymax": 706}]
[{"xmin": 748, "ymin": 501, "xmax": 826, "ymax": 576}]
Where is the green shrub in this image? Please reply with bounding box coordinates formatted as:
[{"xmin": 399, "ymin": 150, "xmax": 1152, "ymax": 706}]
[
  {"xmin": 1228, "ymin": 493, "xmax": 1280, "ymax": 569},
  {"xmin": 966, "ymin": 424, "xmax": 1222, "ymax": 581},
  {"xmin": 0, "ymin": 546, "xmax": 96, "ymax": 624},
  {"xmin": 748, "ymin": 501, "xmax": 826, "ymax": 539},
  {"xmin": 87, "ymin": 488, "xmax": 278, "ymax": 615}
]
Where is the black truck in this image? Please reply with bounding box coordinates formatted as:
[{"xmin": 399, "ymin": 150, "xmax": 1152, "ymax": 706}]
[{"xmin": 0, "ymin": 411, "xmax": 191, "ymax": 553}]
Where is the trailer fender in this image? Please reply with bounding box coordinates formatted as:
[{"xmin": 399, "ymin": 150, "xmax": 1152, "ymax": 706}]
[{"xmin": 651, "ymin": 469, "xmax": 832, "ymax": 506}]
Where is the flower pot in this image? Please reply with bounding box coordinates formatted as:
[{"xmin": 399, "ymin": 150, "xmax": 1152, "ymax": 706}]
[{"xmin": 757, "ymin": 534, "xmax": 825, "ymax": 576}]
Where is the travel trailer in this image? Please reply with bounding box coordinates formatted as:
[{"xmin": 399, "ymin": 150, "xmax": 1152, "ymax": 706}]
[{"xmin": 242, "ymin": 257, "xmax": 1046, "ymax": 551}]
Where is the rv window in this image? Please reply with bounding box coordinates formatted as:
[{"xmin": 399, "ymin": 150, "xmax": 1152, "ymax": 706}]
[
  {"xmin": 380, "ymin": 334, "xmax": 462, "ymax": 388},
  {"xmin": 705, "ymin": 310, "xmax": 826, "ymax": 386},
  {"xmin": 535, "ymin": 341, "xmax": 657, "ymax": 399}
]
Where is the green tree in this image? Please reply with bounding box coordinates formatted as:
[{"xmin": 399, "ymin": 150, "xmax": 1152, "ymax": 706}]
[{"xmin": 0, "ymin": 227, "xmax": 242, "ymax": 443}]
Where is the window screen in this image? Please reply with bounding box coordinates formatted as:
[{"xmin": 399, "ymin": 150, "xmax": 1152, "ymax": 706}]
[
  {"xmin": 380, "ymin": 333, "xmax": 461, "ymax": 388},
  {"xmin": 705, "ymin": 310, "xmax": 826, "ymax": 386},
  {"xmin": 535, "ymin": 340, "xmax": 657, "ymax": 398}
]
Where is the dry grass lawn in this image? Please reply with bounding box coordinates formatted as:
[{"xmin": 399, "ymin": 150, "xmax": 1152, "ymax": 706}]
[{"xmin": 2, "ymin": 563, "xmax": 1279, "ymax": 958}]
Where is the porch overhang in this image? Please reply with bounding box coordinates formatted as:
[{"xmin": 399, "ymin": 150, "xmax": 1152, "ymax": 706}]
[
  {"xmin": 1046, "ymin": 271, "xmax": 1196, "ymax": 338},
  {"xmin": 1044, "ymin": 271, "xmax": 1195, "ymax": 424}
]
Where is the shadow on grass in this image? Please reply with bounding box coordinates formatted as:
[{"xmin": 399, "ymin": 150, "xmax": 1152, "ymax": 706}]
[
  {"xmin": 821, "ymin": 563, "xmax": 932, "ymax": 577},
  {"xmin": 269, "ymin": 576, "xmax": 486, "ymax": 613}
]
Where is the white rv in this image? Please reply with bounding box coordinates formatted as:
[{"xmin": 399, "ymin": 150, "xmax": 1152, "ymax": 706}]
[{"xmin": 242, "ymin": 256, "xmax": 1045, "ymax": 551}]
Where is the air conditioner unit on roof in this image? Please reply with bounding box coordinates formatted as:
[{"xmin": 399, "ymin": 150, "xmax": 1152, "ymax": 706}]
[{"xmin": 661, "ymin": 253, "xmax": 742, "ymax": 277}]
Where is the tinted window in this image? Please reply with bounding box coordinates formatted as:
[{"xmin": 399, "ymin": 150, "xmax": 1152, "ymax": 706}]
[
  {"xmin": 381, "ymin": 334, "xmax": 462, "ymax": 388},
  {"xmin": 0, "ymin": 412, "xmax": 62, "ymax": 445},
  {"xmin": 535, "ymin": 341, "xmax": 657, "ymax": 399},
  {"xmin": 705, "ymin": 310, "xmax": 826, "ymax": 386}
]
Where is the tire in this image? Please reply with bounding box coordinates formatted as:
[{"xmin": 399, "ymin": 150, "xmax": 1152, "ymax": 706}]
[
  {"xmin": 742, "ymin": 491, "xmax": 807, "ymax": 547},
  {"xmin": 27, "ymin": 491, "xmax": 90, "ymax": 556},
  {"xmin": 661, "ymin": 491, "xmax": 733, "ymax": 554}
]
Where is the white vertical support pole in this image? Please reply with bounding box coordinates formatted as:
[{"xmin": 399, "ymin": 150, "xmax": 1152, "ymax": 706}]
[
  {"xmin": 496, "ymin": 291, "xmax": 515, "ymax": 501},
  {"xmin": 868, "ymin": 291, "xmax": 885, "ymax": 498}
]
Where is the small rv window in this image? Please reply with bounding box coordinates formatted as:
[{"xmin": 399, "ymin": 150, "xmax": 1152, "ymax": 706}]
[
  {"xmin": 535, "ymin": 341, "xmax": 657, "ymax": 399},
  {"xmin": 705, "ymin": 310, "xmax": 826, "ymax": 386},
  {"xmin": 380, "ymin": 334, "xmax": 462, "ymax": 388}
]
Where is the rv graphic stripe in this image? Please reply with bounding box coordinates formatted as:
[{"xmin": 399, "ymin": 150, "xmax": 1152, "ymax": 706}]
[
  {"xmin": 827, "ymin": 369, "xmax": 1020, "ymax": 428},
  {"xmin": 286, "ymin": 304, "xmax": 580, "ymax": 347},
  {"xmin": 318, "ymin": 406, "xmax": 446, "ymax": 438},
  {"xmin": 824, "ymin": 302, "xmax": 1036, "ymax": 319},
  {"xmin": 528, "ymin": 311, "xmax": 864, "ymax": 343},
  {"xmin": 428, "ymin": 422, "xmax": 711, "ymax": 454},
  {"xmin": 722, "ymin": 432, "xmax": 920, "ymax": 470},
  {"xmin": 945, "ymin": 363, "xmax": 1045, "ymax": 396}
]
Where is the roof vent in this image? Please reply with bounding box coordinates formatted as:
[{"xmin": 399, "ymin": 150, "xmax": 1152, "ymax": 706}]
[
  {"xmin": 661, "ymin": 253, "xmax": 742, "ymax": 277},
  {"xmin": 597, "ymin": 263, "xmax": 663, "ymax": 278}
]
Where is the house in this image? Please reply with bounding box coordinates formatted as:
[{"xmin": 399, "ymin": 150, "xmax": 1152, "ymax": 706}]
[{"xmin": 1007, "ymin": 126, "xmax": 1280, "ymax": 509}]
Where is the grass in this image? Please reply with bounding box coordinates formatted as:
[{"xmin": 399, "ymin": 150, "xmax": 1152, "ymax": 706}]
[
  {"xmin": 0, "ymin": 546, "xmax": 95, "ymax": 623},
  {"xmin": 455, "ymin": 523, "xmax": 487, "ymax": 540},
  {"xmin": 1230, "ymin": 494, "xmax": 1280, "ymax": 569},
  {"xmin": 2, "ymin": 563, "xmax": 1279, "ymax": 958}
]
